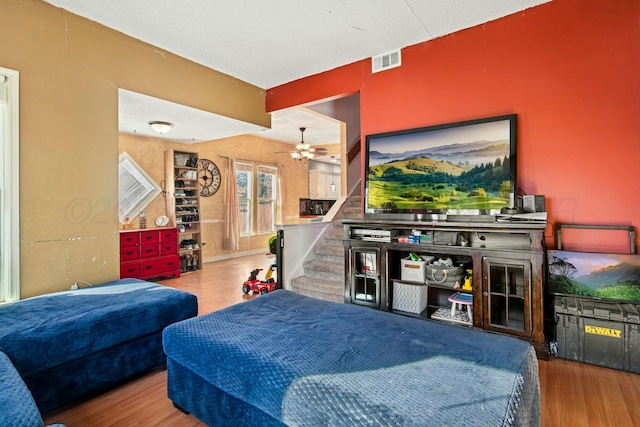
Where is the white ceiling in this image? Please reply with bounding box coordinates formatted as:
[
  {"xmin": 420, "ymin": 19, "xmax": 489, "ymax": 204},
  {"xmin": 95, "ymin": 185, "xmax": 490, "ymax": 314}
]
[
  {"xmin": 118, "ymin": 89, "xmax": 268, "ymax": 143},
  {"xmin": 118, "ymin": 89, "xmax": 341, "ymax": 150},
  {"xmin": 43, "ymin": 0, "xmax": 549, "ymax": 89},
  {"xmin": 44, "ymin": 0, "xmax": 549, "ymax": 153}
]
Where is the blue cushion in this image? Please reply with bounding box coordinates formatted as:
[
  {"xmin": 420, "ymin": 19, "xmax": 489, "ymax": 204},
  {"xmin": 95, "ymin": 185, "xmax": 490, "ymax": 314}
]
[
  {"xmin": 0, "ymin": 278, "xmax": 198, "ymax": 377},
  {"xmin": 0, "ymin": 351, "xmax": 44, "ymax": 427}
]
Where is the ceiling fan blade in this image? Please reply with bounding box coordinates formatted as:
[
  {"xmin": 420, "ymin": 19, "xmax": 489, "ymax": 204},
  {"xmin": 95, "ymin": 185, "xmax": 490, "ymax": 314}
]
[{"xmin": 309, "ymin": 147, "xmax": 328, "ymax": 154}]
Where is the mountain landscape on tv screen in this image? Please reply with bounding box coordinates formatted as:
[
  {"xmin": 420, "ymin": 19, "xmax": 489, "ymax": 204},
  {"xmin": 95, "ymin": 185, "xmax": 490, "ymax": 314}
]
[
  {"xmin": 368, "ymin": 139, "xmax": 508, "ymax": 167},
  {"xmin": 548, "ymin": 251, "xmax": 640, "ymax": 302},
  {"xmin": 576, "ymin": 262, "xmax": 640, "ymax": 288},
  {"xmin": 367, "ymin": 139, "xmax": 511, "ymax": 211}
]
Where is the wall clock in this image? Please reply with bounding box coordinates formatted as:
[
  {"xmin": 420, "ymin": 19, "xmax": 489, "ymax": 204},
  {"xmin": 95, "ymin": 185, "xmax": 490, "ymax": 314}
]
[
  {"xmin": 198, "ymin": 158, "xmax": 221, "ymax": 197},
  {"xmin": 155, "ymin": 215, "xmax": 169, "ymax": 227}
]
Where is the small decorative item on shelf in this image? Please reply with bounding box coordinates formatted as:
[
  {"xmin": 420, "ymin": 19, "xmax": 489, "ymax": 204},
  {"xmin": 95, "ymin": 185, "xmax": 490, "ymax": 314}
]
[
  {"xmin": 139, "ymin": 211, "xmax": 147, "ymax": 229},
  {"xmin": 123, "ymin": 216, "xmax": 135, "ymax": 230},
  {"xmin": 462, "ymin": 269, "xmax": 473, "ymax": 291}
]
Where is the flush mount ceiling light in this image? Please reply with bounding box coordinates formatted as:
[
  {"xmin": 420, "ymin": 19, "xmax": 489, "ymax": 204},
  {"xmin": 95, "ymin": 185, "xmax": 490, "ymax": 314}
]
[
  {"xmin": 290, "ymin": 127, "xmax": 327, "ymax": 161},
  {"xmin": 148, "ymin": 121, "xmax": 174, "ymax": 134}
]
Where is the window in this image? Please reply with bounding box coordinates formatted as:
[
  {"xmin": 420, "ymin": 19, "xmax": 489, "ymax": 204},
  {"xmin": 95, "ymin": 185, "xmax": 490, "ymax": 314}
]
[
  {"xmin": 236, "ymin": 161, "xmax": 278, "ymax": 236},
  {"xmin": 236, "ymin": 162, "xmax": 253, "ymax": 236},
  {"xmin": 257, "ymin": 165, "xmax": 277, "ymax": 233},
  {"xmin": 118, "ymin": 152, "xmax": 161, "ymax": 224}
]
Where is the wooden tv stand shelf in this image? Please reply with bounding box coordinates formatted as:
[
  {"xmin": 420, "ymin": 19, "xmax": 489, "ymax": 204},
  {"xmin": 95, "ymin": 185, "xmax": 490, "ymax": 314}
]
[{"xmin": 342, "ymin": 219, "xmax": 549, "ymax": 359}]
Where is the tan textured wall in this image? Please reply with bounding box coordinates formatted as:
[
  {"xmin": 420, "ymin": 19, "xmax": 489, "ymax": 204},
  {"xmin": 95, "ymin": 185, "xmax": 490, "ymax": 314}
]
[
  {"xmin": 119, "ymin": 133, "xmax": 311, "ymax": 260},
  {"xmin": 1, "ymin": 0, "xmax": 269, "ymax": 298}
]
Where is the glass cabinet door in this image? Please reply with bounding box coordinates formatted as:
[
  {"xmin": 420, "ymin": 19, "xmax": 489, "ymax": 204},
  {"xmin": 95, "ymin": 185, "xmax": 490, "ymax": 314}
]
[
  {"xmin": 482, "ymin": 257, "xmax": 531, "ymax": 337},
  {"xmin": 349, "ymin": 246, "xmax": 381, "ymax": 308}
]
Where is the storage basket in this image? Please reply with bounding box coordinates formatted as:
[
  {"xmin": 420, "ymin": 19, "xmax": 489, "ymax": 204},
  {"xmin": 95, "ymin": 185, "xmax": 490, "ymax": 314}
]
[
  {"xmin": 174, "ymin": 153, "xmax": 190, "ymax": 166},
  {"xmin": 400, "ymin": 255, "xmax": 434, "ymax": 283},
  {"xmin": 433, "ymin": 231, "xmax": 459, "ymax": 246},
  {"xmin": 392, "ymin": 281, "xmax": 428, "ymax": 314},
  {"xmin": 425, "ymin": 260, "xmax": 465, "ymax": 287}
]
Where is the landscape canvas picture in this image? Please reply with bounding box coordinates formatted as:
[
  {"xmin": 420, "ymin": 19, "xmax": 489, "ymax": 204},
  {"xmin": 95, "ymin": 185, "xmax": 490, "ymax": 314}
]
[
  {"xmin": 366, "ymin": 116, "xmax": 514, "ymax": 214},
  {"xmin": 548, "ymin": 250, "xmax": 640, "ymax": 302}
]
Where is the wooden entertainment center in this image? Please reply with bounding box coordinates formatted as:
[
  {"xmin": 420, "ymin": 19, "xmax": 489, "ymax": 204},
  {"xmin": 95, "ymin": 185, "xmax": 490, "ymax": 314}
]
[{"xmin": 342, "ymin": 219, "xmax": 549, "ymax": 358}]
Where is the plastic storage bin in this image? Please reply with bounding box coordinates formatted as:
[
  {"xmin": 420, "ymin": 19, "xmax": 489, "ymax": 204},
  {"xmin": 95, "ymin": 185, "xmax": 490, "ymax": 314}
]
[
  {"xmin": 554, "ymin": 296, "xmax": 640, "ymax": 373},
  {"xmin": 392, "ymin": 280, "xmax": 428, "ymax": 314}
]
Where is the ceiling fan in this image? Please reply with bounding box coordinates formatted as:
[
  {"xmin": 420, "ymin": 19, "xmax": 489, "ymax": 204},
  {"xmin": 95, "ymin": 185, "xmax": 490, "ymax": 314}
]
[{"xmin": 288, "ymin": 127, "xmax": 328, "ymax": 160}]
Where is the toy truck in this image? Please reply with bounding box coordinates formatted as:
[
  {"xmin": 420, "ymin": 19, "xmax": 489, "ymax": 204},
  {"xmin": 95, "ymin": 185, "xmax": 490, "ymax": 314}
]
[{"xmin": 242, "ymin": 267, "xmax": 277, "ymax": 295}]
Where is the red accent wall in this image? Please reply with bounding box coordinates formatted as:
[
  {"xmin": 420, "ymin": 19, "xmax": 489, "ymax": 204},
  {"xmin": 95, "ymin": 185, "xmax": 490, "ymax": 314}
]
[{"xmin": 267, "ymin": 0, "xmax": 640, "ymax": 253}]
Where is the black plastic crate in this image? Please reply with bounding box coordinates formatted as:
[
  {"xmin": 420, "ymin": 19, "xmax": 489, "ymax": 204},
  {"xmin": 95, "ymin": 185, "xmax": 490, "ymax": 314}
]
[{"xmin": 554, "ymin": 297, "xmax": 640, "ymax": 373}]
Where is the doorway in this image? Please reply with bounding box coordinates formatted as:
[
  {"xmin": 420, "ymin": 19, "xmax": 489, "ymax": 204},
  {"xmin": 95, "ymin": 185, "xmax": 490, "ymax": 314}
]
[{"xmin": 0, "ymin": 67, "xmax": 20, "ymax": 302}]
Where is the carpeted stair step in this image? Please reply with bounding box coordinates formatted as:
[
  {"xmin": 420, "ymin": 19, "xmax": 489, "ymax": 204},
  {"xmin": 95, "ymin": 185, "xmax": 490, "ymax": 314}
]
[
  {"xmin": 290, "ymin": 275, "xmax": 344, "ymax": 303},
  {"xmin": 344, "ymin": 199, "xmax": 361, "ymax": 207},
  {"xmin": 342, "ymin": 207, "xmax": 361, "ymax": 220},
  {"xmin": 313, "ymin": 244, "xmax": 344, "ymax": 263},
  {"xmin": 323, "ymin": 232, "xmax": 344, "ymax": 246},
  {"xmin": 330, "ymin": 221, "xmax": 344, "ymax": 231},
  {"xmin": 302, "ymin": 258, "xmax": 344, "ymax": 282},
  {"xmin": 287, "ymin": 185, "xmax": 360, "ymax": 304},
  {"xmin": 324, "ymin": 225, "xmax": 345, "ymax": 241}
]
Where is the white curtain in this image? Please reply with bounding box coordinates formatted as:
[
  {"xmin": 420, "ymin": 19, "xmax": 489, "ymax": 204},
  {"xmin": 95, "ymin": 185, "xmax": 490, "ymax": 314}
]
[
  {"xmin": 223, "ymin": 157, "xmax": 240, "ymax": 250},
  {"xmin": 277, "ymin": 164, "xmax": 285, "ymax": 225}
]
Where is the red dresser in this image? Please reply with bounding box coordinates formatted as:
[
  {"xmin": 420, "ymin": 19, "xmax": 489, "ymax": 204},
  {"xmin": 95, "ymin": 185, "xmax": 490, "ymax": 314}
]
[{"xmin": 120, "ymin": 228, "xmax": 181, "ymax": 280}]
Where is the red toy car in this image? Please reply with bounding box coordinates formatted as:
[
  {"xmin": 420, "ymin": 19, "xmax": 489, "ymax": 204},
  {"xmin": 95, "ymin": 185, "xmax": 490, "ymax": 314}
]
[{"xmin": 242, "ymin": 268, "xmax": 277, "ymax": 295}]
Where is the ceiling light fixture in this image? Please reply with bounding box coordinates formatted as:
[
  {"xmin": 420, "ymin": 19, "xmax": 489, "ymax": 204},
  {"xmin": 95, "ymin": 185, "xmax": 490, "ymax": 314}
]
[
  {"xmin": 291, "ymin": 127, "xmax": 314, "ymax": 161},
  {"xmin": 148, "ymin": 121, "xmax": 174, "ymax": 134},
  {"xmin": 290, "ymin": 127, "xmax": 328, "ymax": 162}
]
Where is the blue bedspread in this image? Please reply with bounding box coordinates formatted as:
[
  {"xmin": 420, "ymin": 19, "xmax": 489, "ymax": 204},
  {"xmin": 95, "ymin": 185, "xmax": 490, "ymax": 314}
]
[
  {"xmin": 0, "ymin": 278, "xmax": 197, "ymax": 376},
  {"xmin": 163, "ymin": 290, "xmax": 539, "ymax": 426}
]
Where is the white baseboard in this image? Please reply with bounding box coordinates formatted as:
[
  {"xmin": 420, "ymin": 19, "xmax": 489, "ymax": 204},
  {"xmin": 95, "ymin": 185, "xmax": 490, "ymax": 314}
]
[{"xmin": 203, "ymin": 249, "xmax": 266, "ymax": 263}]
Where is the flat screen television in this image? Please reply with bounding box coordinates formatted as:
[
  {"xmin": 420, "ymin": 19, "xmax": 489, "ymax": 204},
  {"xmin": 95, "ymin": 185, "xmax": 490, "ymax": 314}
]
[{"xmin": 364, "ymin": 114, "xmax": 517, "ymax": 221}]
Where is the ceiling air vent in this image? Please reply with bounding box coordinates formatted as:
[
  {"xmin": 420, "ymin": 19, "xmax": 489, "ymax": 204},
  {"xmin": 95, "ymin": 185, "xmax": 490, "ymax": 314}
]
[{"xmin": 372, "ymin": 49, "xmax": 401, "ymax": 73}]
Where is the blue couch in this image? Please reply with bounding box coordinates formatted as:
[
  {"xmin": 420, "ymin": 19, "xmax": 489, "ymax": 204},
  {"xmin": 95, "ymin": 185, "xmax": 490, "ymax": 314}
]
[{"xmin": 0, "ymin": 278, "xmax": 197, "ymax": 415}]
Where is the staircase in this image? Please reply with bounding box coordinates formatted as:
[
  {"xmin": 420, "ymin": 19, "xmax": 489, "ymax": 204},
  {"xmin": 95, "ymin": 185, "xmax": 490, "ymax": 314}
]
[{"xmin": 290, "ymin": 185, "xmax": 362, "ymax": 303}]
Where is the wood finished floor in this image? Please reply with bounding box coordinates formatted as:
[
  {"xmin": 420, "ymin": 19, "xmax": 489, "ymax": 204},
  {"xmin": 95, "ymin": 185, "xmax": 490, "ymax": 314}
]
[{"xmin": 44, "ymin": 254, "xmax": 640, "ymax": 427}]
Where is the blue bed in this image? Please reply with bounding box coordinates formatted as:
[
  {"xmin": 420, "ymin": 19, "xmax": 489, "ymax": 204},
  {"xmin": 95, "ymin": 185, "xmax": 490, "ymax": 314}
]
[{"xmin": 163, "ymin": 290, "xmax": 539, "ymax": 426}]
